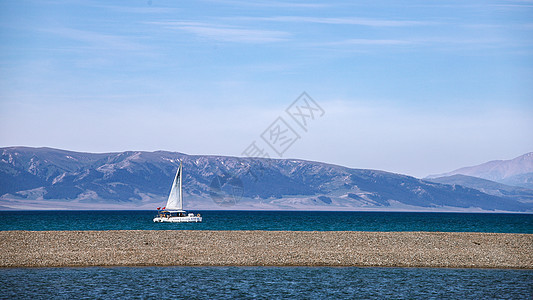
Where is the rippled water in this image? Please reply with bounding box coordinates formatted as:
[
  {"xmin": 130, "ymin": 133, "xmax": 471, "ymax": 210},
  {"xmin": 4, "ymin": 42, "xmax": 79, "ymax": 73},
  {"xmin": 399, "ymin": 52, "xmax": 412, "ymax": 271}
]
[
  {"xmin": 1, "ymin": 210, "xmax": 532, "ymax": 233},
  {"xmin": 1, "ymin": 266, "xmax": 531, "ymax": 299},
  {"xmin": 2, "ymin": 211, "xmax": 532, "ymax": 298}
]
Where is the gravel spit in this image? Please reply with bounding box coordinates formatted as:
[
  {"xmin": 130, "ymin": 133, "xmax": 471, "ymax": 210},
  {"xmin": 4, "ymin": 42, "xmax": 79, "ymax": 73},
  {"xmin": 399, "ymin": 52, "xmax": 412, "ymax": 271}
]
[{"xmin": 1, "ymin": 231, "xmax": 531, "ymax": 268}]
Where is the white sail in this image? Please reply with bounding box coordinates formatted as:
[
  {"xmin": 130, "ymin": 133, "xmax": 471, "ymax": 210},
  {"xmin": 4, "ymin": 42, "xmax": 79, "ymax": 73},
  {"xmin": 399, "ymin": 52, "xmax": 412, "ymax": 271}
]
[
  {"xmin": 165, "ymin": 162, "xmax": 183, "ymax": 211},
  {"xmin": 154, "ymin": 161, "xmax": 202, "ymax": 223}
]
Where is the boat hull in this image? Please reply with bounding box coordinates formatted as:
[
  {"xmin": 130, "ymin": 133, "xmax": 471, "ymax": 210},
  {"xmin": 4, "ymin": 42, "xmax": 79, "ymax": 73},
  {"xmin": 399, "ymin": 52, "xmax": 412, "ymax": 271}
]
[{"xmin": 153, "ymin": 216, "xmax": 202, "ymax": 223}]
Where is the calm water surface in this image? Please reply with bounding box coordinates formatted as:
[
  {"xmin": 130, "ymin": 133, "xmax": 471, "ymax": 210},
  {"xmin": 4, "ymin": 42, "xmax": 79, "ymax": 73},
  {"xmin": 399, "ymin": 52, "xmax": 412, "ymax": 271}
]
[
  {"xmin": 0, "ymin": 210, "xmax": 532, "ymax": 233},
  {"xmin": 2, "ymin": 211, "xmax": 532, "ymax": 299},
  {"xmin": 1, "ymin": 266, "xmax": 531, "ymax": 299}
]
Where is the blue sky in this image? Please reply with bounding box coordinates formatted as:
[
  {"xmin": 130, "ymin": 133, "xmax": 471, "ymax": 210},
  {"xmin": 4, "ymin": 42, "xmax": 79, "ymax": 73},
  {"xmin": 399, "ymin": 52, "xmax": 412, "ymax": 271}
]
[{"xmin": 1, "ymin": 0, "xmax": 532, "ymax": 177}]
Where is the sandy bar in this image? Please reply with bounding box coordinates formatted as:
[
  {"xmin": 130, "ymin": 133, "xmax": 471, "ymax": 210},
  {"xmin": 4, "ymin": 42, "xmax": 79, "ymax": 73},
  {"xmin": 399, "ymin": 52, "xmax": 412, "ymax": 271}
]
[{"xmin": 1, "ymin": 231, "xmax": 531, "ymax": 269}]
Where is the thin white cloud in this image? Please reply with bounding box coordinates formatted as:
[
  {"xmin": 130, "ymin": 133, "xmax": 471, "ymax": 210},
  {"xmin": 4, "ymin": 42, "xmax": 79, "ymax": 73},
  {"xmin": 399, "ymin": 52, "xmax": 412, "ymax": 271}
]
[
  {"xmin": 490, "ymin": 4, "xmax": 533, "ymax": 8},
  {"xmin": 42, "ymin": 28, "xmax": 149, "ymax": 51},
  {"xmin": 93, "ymin": 4, "xmax": 177, "ymax": 14},
  {"xmin": 32, "ymin": 0, "xmax": 177, "ymax": 13},
  {"xmin": 321, "ymin": 36, "xmax": 517, "ymax": 49},
  {"xmin": 328, "ymin": 39, "xmax": 413, "ymax": 46},
  {"xmin": 201, "ymin": 0, "xmax": 327, "ymax": 8},
  {"xmin": 516, "ymin": 23, "xmax": 533, "ymax": 29},
  {"xmin": 238, "ymin": 16, "xmax": 431, "ymax": 27},
  {"xmin": 149, "ymin": 21, "xmax": 289, "ymax": 43},
  {"xmin": 300, "ymin": 35, "xmax": 524, "ymax": 55}
]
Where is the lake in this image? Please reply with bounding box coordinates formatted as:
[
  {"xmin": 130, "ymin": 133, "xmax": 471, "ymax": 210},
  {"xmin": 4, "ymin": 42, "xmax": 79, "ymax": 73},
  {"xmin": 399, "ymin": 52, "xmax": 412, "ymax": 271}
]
[{"xmin": 0, "ymin": 210, "xmax": 532, "ymax": 233}]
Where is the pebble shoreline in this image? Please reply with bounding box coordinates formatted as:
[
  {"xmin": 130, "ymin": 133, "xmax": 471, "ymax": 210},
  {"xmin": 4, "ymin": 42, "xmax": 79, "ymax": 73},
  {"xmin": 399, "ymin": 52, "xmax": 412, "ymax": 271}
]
[{"xmin": 1, "ymin": 231, "xmax": 531, "ymax": 269}]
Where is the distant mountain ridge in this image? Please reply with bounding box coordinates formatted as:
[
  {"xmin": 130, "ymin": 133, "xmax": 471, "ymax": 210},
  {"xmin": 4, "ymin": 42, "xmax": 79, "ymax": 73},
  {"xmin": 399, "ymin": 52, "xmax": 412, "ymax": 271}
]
[
  {"xmin": 426, "ymin": 174, "xmax": 533, "ymax": 203},
  {"xmin": 0, "ymin": 147, "xmax": 531, "ymax": 211},
  {"xmin": 427, "ymin": 152, "xmax": 533, "ymax": 189}
]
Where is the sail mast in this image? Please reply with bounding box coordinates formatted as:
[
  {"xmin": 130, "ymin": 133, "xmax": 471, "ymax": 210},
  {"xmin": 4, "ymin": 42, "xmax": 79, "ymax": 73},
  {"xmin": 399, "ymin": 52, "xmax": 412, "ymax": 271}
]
[{"xmin": 178, "ymin": 161, "xmax": 183, "ymax": 211}]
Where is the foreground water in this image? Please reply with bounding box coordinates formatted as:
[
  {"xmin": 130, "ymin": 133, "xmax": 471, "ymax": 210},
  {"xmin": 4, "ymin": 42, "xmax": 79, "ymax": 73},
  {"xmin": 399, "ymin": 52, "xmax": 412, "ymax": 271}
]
[
  {"xmin": 0, "ymin": 210, "xmax": 532, "ymax": 232},
  {"xmin": 2, "ymin": 212, "xmax": 532, "ymax": 299},
  {"xmin": 1, "ymin": 266, "xmax": 531, "ymax": 299}
]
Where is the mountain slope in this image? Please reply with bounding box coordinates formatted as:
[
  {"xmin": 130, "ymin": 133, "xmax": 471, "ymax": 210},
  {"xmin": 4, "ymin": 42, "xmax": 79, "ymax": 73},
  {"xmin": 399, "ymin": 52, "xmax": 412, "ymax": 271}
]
[
  {"xmin": 0, "ymin": 147, "xmax": 530, "ymax": 211},
  {"xmin": 427, "ymin": 153, "xmax": 533, "ymax": 188},
  {"xmin": 426, "ymin": 174, "xmax": 533, "ymax": 203},
  {"xmin": 499, "ymin": 172, "xmax": 533, "ymax": 190}
]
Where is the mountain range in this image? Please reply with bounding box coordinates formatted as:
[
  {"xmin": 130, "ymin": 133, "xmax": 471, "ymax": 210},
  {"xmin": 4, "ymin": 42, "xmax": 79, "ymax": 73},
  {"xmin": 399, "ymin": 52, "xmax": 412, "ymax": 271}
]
[
  {"xmin": 427, "ymin": 152, "xmax": 533, "ymax": 189},
  {"xmin": 426, "ymin": 174, "xmax": 533, "ymax": 204},
  {"xmin": 0, "ymin": 147, "xmax": 531, "ymax": 212}
]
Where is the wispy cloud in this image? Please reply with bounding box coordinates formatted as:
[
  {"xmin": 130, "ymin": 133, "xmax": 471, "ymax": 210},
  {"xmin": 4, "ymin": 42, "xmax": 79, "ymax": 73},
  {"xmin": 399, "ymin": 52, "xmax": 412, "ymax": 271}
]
[
  {"xmin": 93, "ymin": 4, "xmax": 177, "ymax": 14},
  {"xmin": 520, "ymin": 23, "xmax": 533, "ymax": 29},
  {"xmin": 201, "ymin": 0, "xmax": 327, "ymax": 8},
  {"xmin": 310, "ymin": 36, "xmax": 517, "ymax": 53},
  {"xmin": 490, "ymin": 4, "xmax": 533, "ymax": 8},
  {"xmin": 327, "ymin": 39, "xmax": 413, "ymax": 46},
  {"xmin": 42, "ymin": 28, "xmax": 149, "ymax": 51},
  {"xmin": 149, "ymin": 21, "xmax": 290, "ymax": 43},
  {"xmin": 237, "ymin": 16, "xmax": 431, "ymax": 27}
]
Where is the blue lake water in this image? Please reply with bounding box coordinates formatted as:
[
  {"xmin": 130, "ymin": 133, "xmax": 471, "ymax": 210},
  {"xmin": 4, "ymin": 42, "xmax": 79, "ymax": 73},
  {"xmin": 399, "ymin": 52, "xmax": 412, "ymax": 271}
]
[
  {"xmin": 2, "ymin": 211, "xmax": 532, "ymax": 298},
  {"xmin": 1, "ymin": 266, "xmax": 531, "ymax": 299},
  {"xmin": 0, "ymin": 210, "xmax": 532, "ymax": 233}
]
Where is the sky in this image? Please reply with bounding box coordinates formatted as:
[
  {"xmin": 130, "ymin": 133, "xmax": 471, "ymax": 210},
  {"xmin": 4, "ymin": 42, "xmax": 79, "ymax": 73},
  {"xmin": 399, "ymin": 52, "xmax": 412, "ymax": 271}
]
[{"xmin": 0, "ymin": 0, "xmax": 532, "ymax": 178}]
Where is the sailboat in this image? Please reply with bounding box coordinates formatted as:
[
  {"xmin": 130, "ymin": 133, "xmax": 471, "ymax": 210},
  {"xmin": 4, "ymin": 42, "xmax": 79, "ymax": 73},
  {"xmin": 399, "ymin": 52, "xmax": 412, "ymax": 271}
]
[{"xmin": 153, "ymin": 161, "xmax": 202, "ymax": 223}]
